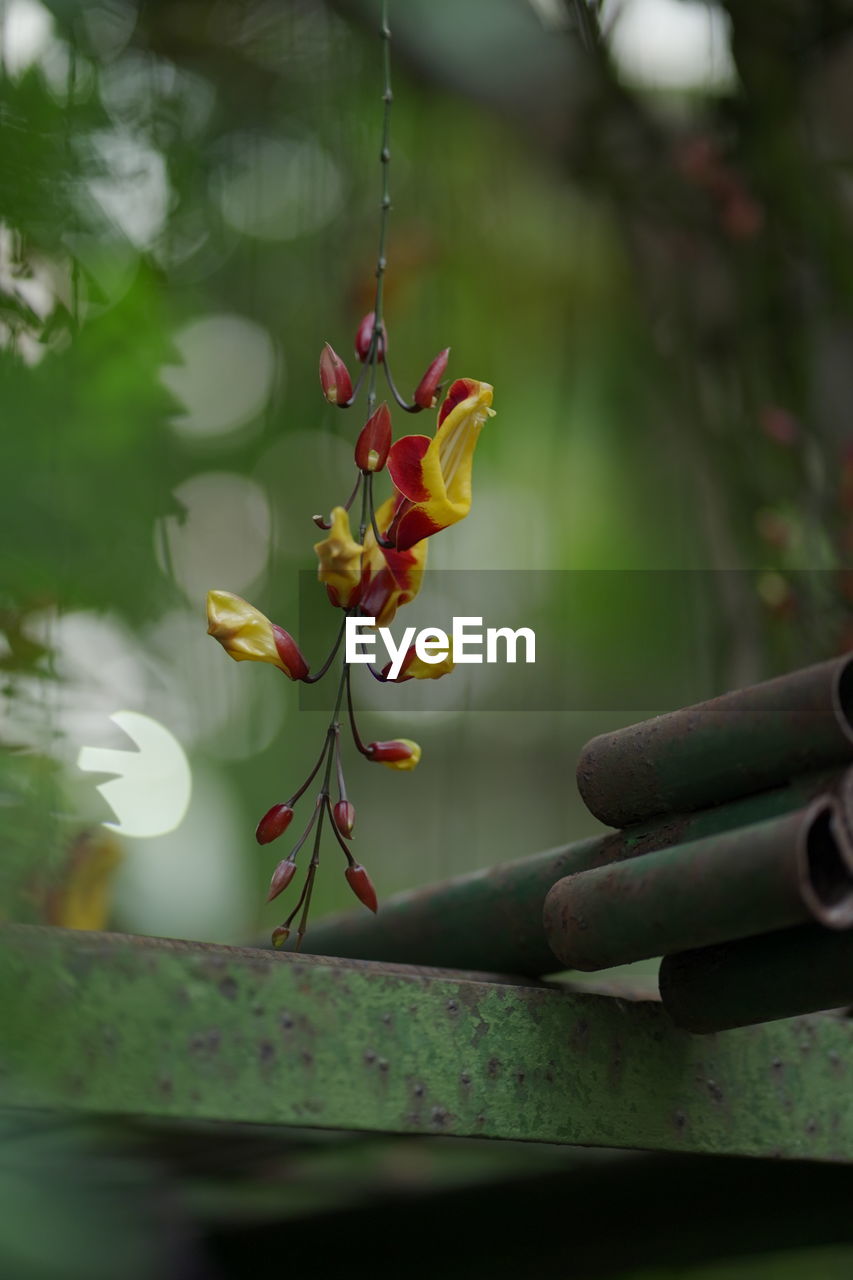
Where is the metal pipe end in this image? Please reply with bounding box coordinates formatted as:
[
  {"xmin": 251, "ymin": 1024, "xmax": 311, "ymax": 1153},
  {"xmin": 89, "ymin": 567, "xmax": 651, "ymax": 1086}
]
[
  {"xmin": 799, "ymin": 797, "xmax": 853, "ymax": 929},
  {"xmin": 831, "ymin": 653, "xmax": 853, "ymax": 746},
  {"xmin": 837, "ymin": 765, "xmax": 853, "ymax": 863}
]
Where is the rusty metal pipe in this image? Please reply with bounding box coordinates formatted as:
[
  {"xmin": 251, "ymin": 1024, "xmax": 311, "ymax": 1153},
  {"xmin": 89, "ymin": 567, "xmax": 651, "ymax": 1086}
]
[
  {"xmin": 577, "ymin": 654, "xmax": 853, "ymax": 828},
  {"xmin": 543, "ymin": 801, "xmax": 853, "ymax": 972},
  {"xmin": 660, "ymin": 925, "xmax": 853, "ymax": 1032},
  {"xmin": 288, "ymin": 770, "xmax": 849, "ymax": 975}
]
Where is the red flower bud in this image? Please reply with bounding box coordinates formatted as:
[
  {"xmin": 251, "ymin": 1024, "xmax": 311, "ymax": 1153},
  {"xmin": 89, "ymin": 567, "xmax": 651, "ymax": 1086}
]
[
  {"xmin": 271, "ymin": 925, "xmax": 290, "ymax": 949},
  {"xmin": 319, "ymin": 342, "xmax": 353, "ymax": 405},
  {"xmin": 355, "ymin": 403, "xmax": 392, "ymax": 473},
  {"xmin": 345, "ymin": 863, "xmax": 378, "ymax": 913},
  {"xmin": 266, "ymin": 857, "xmax": 298, "ymax": 902},
  {"xmin": 333, "ymin": 800, "xmax": 356, "ymax": 838},
  {"xmin": 272, "ymin": 627, "xmax": 310, "ymax": 681},
  {"xmin": 354, "ymin": 311, "xmax": 385, "ymax": 363},
  {"xmin": 256, "ymin": 803, "xmax": 295, "ymax": 845},
  {"xmin": 413, "ymin": 348, "xmax": 449, "ymax": 410}
]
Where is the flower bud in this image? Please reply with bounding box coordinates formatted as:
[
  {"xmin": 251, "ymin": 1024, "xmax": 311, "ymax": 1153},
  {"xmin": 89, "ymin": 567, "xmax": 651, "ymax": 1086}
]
[
  {"xmin": 266, "ymin": 857, "xmax": 298, "ymax": 902},
  {"xmin": 355, "ymin": 403, "xmax": 392, "ymax": 473},
  {"xmin": 333, "ymin": 799, "xmax": 355, "ymax": 838},
  {"xmin": 256, "ymin": 803, "xmax": 295, "ymax": 845},
  {"xmin": 271, "ymin": 925, "xmax": 290, "ymax": 949},
  {"xmin": 207, "ymin": 590, "xmax": 309, "ymax": 680},
  {"xmin": 319, "ymin": 342, "xmax": 354, "ymax": 405},
  {"xmin": 366, "ymin": 738, "xmax": 421, "ymax": 771},
  {"xmin": 413, "ymin": 348, "xmax": 449, "ymax": 410},
  {"xmin": 355, "ymin": 311, "xmax": 385, "ymax": 363},
  {"xmin": 345, "ymin": 863, "xmax": 378, "ymax": 913}
]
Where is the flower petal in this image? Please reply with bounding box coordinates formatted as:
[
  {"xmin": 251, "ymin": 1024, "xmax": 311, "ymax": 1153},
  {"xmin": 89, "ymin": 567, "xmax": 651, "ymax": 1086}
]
[
  {"xmin": 386, "ymin": 434, "xmax": 431, "ymax": 502},
  {"xmin": 386, "ymin": 379, "xmax": 493, "ymax": 552}
]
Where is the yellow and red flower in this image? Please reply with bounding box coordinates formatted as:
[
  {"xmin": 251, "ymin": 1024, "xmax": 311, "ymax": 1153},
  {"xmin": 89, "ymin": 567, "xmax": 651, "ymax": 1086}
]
[
  {"xmin": 384, "ymin": 378, "xmax": 494, "ymax": 552},
  {"xmin": 311, "ymin": 380, "xmax": 494, "ymax": 628}
]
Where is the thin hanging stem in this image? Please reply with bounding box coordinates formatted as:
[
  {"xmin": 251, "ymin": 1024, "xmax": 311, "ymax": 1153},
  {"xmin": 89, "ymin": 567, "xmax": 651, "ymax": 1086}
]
[
  {"xmin": 343, "ymin": 470, "xmax": 364, "ymax": 512},
  {"xmin": 285, "ymin": 796, "xmax": 324, "ymax": 862},
  {"xmin": 280, "ymin": 662, "xmax": 349, "ymax": 944},
  {"xmin": 367, "ymin": 0, "xmax": 393, "ymax": 415},
  {"xmin": 381, "ymin": 354, "xmax": 422, "ymax": 413},
  {"xmin": 346, "ymin": 664, "xmax": 371, "ymax": 756},
  {"xmin": 325, "ymin": 795, "xmax": 356, "ymax": 865},
  {"xmin": 66, "ymin": 25, "xmax": 80, "ymax": 333},
  {"xmin": 313, "ymin": 472, "xmax": 363, "ymax": 529},
  {"xmin": 292, "ymin": 670, "xmax": 347, "ymax": 949},
  {"xmin": 303, "ymin": 617, "xmax": 347, "ymax": 684},
  {"xmin": 287, "ymin": 740, "xmax": 332, "ymax": 808},
  {"xmin": 283, "ymin": 858, "xmax": 314, "ymax": 930},
  {"xmin": 342, "ymin": 359, "xmax": 372, "ymax": 408},
  {"xmin": 367, "ymin": 472, "xmax": 395, "ymax": 549},
  {"xmin": 334, "ymin": 728, "xmax": 348, "ymax": 801},
  {"xmin": 295, "ymin": 829, "xmax": 323, "ymax": 949},
  {"xmin": 358, "ymin": 448, "xmax": 371, "ymax": 543},
  {"xmin": 288, "ymin": 659, "xmax": 348, "ymax": 804}
]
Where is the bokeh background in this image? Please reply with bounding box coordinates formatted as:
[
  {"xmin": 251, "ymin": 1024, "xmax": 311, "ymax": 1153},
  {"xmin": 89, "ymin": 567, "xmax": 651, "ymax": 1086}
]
[{"xmin": 3, "ymin": 1, "xmax": 853, "ymax": 1275}]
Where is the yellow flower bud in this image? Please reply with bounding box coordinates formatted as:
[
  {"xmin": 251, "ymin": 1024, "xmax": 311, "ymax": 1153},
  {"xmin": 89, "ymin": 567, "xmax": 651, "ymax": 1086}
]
[
  {"xmin": 206, "ymin": 590, "xmax": 308, "ymax": 680},
  {"xmin": 367, "ymin": 738, "xmax": 422, "ymax": 771}
]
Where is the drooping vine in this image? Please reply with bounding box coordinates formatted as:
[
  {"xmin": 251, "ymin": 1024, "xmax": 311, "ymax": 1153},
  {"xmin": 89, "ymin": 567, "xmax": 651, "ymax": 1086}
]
[{"xmin": 206, "ymin": 0, "xmax": 495, "ymax": 948}]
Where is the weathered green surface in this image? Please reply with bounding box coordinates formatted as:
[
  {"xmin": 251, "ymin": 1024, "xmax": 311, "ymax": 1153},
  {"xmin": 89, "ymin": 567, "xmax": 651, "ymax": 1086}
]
[
  {"xmin": 295, "ymin": 769, "xmax": 845, "ymax": 974},
  {"xmin": 1, "ymin": 924, "xmax": 852, "ymax": 1160}
]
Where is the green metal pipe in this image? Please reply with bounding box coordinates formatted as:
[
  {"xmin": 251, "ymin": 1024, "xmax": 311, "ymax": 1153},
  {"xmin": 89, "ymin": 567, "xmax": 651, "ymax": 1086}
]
[
  {"xmin": 660, "ymin": 924, "xmax": 853, "ymax": 1032},
  {"xmin": 289, "ymin": 769, "xmax": 848, "ymax": 975},
  {"xmin": 577, "ymin": 654, "xmax": 853, "ymax": 828},
  {"xmin": 543, "ymin": 801, "xmax": 853, "ymax": 972}
]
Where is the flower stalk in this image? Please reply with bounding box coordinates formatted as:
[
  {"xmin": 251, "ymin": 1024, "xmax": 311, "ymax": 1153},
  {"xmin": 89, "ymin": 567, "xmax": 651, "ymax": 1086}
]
[{"xmin": 205, "ymin": 0, "xmax": 494, "ymax": 947}]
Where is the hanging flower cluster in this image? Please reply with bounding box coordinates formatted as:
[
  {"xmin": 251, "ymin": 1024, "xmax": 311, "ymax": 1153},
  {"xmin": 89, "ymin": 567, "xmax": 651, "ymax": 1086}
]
[{"xmin": 206, "ymin": 316, "xmax": 494, "ymax": 949}]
